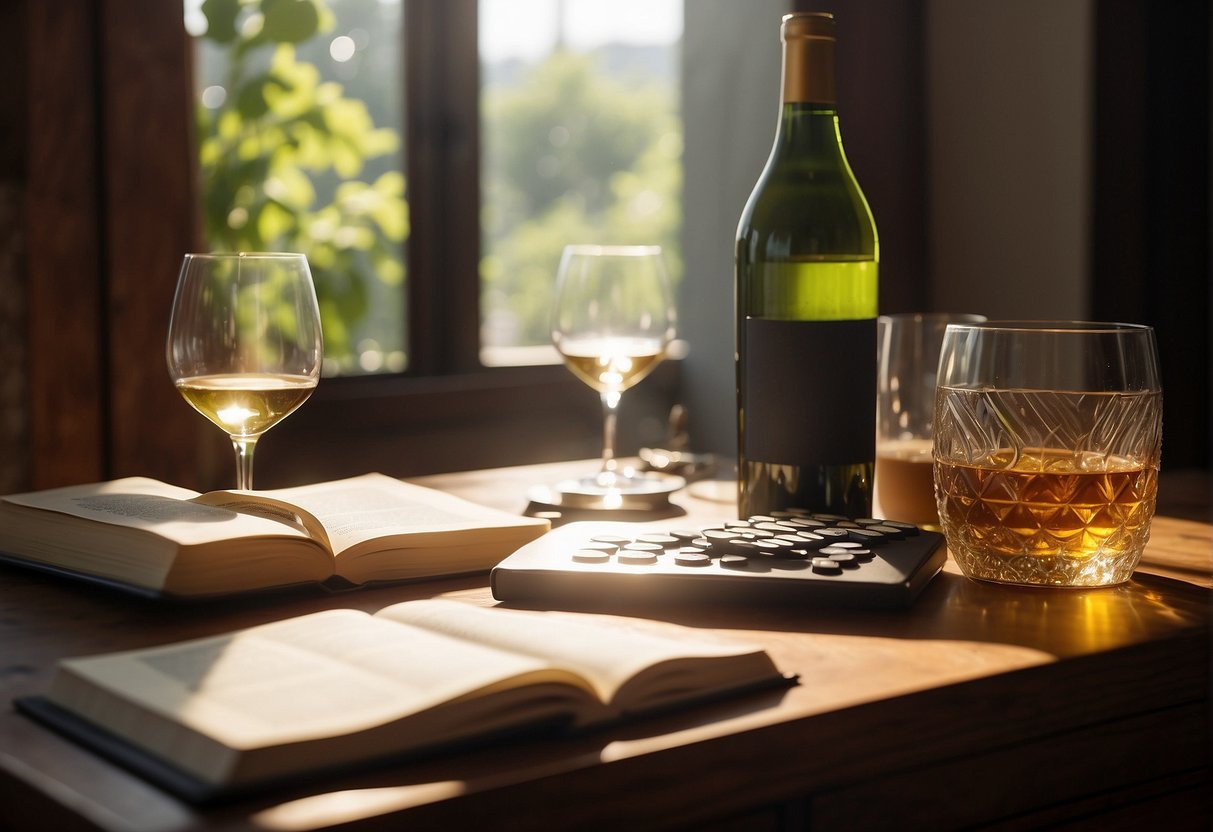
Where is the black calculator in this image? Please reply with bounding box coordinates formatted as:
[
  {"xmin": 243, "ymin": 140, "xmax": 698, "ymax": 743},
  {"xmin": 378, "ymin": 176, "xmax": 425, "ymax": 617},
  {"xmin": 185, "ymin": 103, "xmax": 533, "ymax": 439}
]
[{"xmin": 491, "ymin": 511, "xmax": 946, "ymax": 610}]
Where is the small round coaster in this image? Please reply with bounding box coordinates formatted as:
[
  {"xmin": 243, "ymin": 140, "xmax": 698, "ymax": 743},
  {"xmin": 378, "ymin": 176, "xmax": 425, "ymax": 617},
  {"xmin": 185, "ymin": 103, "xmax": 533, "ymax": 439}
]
[{"xmin": 530, "ymin": 472, "xmax": 686, "ymax": 512}]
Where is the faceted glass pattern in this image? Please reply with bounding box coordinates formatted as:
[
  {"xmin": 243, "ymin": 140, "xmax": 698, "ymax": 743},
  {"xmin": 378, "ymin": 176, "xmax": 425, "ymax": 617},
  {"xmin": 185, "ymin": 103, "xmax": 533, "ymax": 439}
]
[
  {"xmin": 935, "ymin": 445, "xmax": 1159, "ymax": 586},
  {"xmin": 933, "ymin": 333, "xmax": 1162, "ymax": 589}
]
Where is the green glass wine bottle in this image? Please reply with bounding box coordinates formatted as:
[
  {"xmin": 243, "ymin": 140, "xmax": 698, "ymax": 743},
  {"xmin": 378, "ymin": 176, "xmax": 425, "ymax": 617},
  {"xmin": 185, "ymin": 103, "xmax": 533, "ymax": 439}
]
[{"xmin": 735, "ymin": 12, "xmax": 879, "ymax": 518}]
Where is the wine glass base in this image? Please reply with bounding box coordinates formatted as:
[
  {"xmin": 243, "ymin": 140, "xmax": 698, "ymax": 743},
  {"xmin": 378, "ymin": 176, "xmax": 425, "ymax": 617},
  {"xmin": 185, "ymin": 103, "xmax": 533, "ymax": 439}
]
[{"xmin": 528, "ymin": 471, "xmax": 686, "ymax": 512}]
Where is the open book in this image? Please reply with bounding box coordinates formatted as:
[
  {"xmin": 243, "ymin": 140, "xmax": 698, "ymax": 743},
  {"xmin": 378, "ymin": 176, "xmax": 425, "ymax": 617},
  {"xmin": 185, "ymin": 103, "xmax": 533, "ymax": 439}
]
[
  {"xmin": 17, "ymin": 600, "xmax": 790, "ymax": 801},
  {"xmin": 0, "ymin": 474, "xmax": 549, "ymax": 598}
]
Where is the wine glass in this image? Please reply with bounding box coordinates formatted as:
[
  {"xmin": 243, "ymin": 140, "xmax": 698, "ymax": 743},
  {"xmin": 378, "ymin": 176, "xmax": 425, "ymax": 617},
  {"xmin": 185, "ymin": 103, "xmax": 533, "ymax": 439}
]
[
  {"xmin": 552, "ymin": 245, "xmax": 677, "ymax": 500},
  {"xmin": 166, "ymin": 252, "xmax": 323, "ymax": 490}
]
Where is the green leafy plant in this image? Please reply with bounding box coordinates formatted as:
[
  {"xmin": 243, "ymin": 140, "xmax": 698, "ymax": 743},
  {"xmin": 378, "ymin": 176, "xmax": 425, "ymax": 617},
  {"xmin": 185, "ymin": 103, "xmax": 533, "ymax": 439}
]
[{"xmin": 196, "ymin": 0, "xmax": 407, "ymax": 372}]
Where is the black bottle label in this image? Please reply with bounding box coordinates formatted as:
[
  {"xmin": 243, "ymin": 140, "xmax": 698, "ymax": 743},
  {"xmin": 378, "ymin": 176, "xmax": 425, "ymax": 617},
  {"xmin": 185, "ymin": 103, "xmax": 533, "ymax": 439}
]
[{"xmin": 743, "ymin": 317, "xmax": 876, "ymax": 465}]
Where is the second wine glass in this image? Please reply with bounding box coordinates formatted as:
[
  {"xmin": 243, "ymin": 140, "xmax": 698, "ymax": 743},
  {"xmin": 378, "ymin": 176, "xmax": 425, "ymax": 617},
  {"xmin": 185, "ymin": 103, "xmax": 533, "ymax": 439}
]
[{"xmin": 553, "ymin": 245, "xmax": 677, "ymax": 496}]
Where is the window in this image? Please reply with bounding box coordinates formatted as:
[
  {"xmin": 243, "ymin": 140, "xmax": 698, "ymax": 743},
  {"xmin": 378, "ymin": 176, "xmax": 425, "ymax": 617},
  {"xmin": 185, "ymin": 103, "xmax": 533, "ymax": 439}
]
[
  {"xmin": 478, "ymin": 0, "xmax": 683, "ymax": 366},
  {"xmin": 164, "ymin": 0, "xmax": 686, "ymax": 483},
  {"xmin": 183, "ymin": 0, "xmax": 683, "ymax": 375}
]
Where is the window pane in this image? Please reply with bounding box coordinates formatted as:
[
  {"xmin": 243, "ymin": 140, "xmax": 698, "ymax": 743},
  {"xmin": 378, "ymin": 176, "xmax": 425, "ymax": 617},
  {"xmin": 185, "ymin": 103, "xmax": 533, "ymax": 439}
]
[
  {"xmin": 184, "ymin": 0, "xmax": 407, "ymax": 377},
  {"xmin": 478, "ymin": 0, "xmax": 684, "ymax": 367}
]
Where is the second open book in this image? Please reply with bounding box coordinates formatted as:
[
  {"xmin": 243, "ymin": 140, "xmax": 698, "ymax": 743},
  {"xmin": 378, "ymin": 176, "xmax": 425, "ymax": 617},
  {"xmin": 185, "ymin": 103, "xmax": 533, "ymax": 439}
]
[{"xmin": 21, "ymin": 599, "xmax": 790, "ymax": 801}]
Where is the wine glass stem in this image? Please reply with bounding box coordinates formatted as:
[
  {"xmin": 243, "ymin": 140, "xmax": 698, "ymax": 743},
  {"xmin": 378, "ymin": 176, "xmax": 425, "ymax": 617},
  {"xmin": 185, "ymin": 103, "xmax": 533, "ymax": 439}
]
[
  {"xmin": 232, "ymin": 436, "xmax": 258, "ymax": 490},
  {"xmin": 600, "ymin": 390, "xmax": 621, "ymax": 477}
]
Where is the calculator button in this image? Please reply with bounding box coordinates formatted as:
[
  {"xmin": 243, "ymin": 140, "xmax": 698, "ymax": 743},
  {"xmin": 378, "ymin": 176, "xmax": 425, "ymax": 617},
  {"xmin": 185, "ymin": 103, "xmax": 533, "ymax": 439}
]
[
  {"xmin": 753, "ymin": 521, "xmax": 799, "ymax": 533},
  {"xmin": 819, "ymin": 545, "xmax": 854, "ymax": 556},
  {"xmin": 866, "ymin": 524, "xmax": 905, "ymax": 539},
  {"xmin": 637, "ymin": 533, "xmax": 680, "ymax": 547},
  {"xmin": 618, "ymin": 551, "xmax": 659, "ymax": 565}
]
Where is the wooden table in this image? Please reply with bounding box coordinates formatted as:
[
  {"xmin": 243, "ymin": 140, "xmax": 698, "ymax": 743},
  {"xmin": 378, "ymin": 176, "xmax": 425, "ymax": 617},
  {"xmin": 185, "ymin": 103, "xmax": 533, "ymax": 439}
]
[{"xmin": 1, "ymin": 461, "xmax": 1209, "ymax": 831}]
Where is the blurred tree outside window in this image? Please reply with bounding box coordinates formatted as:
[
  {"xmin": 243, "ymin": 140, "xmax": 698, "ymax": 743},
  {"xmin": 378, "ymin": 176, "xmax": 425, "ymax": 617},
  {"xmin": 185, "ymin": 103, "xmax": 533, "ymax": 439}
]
[
  {"xmin": 186, "ymin": 0, "xmax": 407, "ymax": 377},
  {"xmin": 186, "ymin": 0, "xmax": 683, "ymax": 375},
  {"xmin": 479, "ymin": 0, "xmax": 684, "ymax": 366}
]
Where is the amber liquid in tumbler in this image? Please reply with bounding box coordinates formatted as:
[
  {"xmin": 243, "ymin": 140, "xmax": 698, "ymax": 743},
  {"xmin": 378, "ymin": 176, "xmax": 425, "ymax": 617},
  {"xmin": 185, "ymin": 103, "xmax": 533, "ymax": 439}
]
[{"xmin": 936, "ymin": 449, "xmax": 1158, "ymax": 586}]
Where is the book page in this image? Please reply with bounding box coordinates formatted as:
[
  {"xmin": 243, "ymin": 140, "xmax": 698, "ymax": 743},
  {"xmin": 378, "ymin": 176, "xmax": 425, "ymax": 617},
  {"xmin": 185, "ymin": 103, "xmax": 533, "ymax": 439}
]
[
  {"xmin": 2, "ymin": 478, "xmax": 313, "ymax": 546},
  {"xmin": 377, "ymin": 600, "xmax": 768, "ymax": 707},
  {"xmin": 53, "ymin": 609, "xmax": 593, "ymax": 755},
  {"xmin": 223, "ymin": 474, "xmax": 544, "ymax": 556}
]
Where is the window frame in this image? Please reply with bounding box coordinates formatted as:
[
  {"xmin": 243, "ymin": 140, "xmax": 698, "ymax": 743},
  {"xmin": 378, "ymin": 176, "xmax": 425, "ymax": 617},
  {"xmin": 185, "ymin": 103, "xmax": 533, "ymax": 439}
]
[{"xmin": 404, "ymin": 0, "xmax": 482, "ymax": 375}]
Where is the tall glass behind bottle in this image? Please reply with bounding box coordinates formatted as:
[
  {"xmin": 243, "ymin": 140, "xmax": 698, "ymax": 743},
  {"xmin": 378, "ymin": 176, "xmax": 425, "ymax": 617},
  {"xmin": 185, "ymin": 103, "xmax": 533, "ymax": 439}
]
[{"xmin": 735, "ymin": 12, "xmax": 879, "ymax": 517}]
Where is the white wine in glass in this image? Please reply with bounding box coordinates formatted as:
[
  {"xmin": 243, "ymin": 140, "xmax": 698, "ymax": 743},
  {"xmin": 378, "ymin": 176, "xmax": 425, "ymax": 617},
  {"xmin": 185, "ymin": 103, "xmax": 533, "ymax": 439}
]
[
  {"xmin": 166, "ymin": 252, "xmax": 323, "ymax": 490},
  {"xmin": 552, "ymin": 245, "xmax": 677, "ymax": 498}
]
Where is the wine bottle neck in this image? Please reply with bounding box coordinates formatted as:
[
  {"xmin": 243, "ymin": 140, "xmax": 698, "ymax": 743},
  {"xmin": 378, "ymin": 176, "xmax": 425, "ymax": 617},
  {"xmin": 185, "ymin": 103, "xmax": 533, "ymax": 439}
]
[
  {"xmin": 781, "ymin": 13, "xmax": 835, "ymax": 105},
  {"xmin": 774, "ymin": 13, "xmax": 842, "ymax": 159},
  {"xmin": 772, "ymin": 104, "xmax": 846, "ymax": 160}
]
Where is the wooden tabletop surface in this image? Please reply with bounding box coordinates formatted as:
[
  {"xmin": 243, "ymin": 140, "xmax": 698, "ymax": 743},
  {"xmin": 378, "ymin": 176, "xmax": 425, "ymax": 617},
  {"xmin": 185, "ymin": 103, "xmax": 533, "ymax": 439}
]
[{"xmin": 0, "ymin": 460, "xmax": 1209, "ymax": 831}]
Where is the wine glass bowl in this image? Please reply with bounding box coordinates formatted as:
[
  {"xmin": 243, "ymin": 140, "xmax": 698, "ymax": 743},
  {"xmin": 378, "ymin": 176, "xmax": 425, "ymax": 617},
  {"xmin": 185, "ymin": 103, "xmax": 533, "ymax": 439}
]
[
  {"xmin": 552, "ymin": 245, "xmax": 678, "ymax": 501},
  {"xmin": 166, "ymin": 252, "xmax": 323, "ymax": 490}
]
